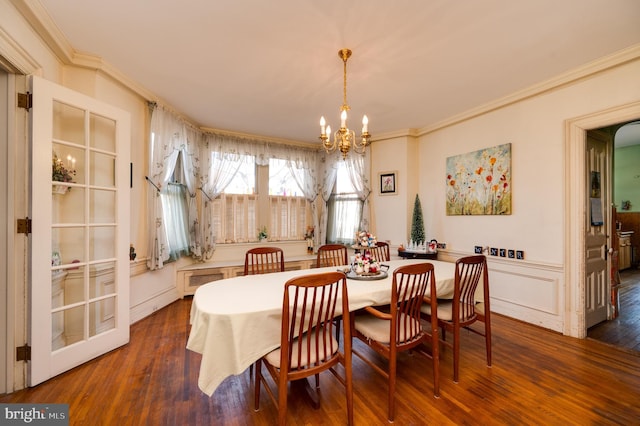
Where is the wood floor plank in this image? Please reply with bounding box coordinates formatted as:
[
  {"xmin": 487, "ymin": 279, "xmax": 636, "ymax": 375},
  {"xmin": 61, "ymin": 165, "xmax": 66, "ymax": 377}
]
[{"xmin": 2, "ymin": 297, "xmax": 639, "ymax": 425}]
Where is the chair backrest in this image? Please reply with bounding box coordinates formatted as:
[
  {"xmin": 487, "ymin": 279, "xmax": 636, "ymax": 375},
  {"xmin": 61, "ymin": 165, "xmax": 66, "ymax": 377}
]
[
  {"xmin": 244, "ymin": 247, "xmax": 285, "ymax": 275},
  {"xmin": 281, "ymin": 272, "xmax": 350, "ymax": 372},
  {"xmin": 316, "ymin": 244, "xmax": 348, "ymax": 268},
  {"xmin": 369, "ymin": 241, "xmax": 391, "ymax": 262},
  {"xmin": 390, "ymin": 263, "xmax": 434, "ymax": 345},
  {"xmin": 453, "ymin": 255, "xmax": 488, "ymax": 323}
]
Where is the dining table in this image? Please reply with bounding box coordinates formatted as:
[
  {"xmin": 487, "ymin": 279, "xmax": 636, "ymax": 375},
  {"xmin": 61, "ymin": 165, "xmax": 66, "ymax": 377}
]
[{"xmin": 186, "ymin": 258, "xmax": 456, "ymax": 396}]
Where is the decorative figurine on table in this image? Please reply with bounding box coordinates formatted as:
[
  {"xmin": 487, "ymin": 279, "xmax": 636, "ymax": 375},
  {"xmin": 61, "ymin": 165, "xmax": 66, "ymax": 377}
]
[
  {"xmin": 304, "ymin": 226, "xmax": 315, "ymax": 254},
  {"xmin": 352, "ymin": 251, "xmax": 380, "ymax": 276},
  {"xmin": 356, "ymin": 230, "xmax": 377, "ymax": 248}
]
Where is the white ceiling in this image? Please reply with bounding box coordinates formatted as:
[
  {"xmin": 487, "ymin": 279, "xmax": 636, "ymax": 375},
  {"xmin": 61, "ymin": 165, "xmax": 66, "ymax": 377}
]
[{"xmin": 36, "ymin": 0, "xmax": 640, "ymax": 145}]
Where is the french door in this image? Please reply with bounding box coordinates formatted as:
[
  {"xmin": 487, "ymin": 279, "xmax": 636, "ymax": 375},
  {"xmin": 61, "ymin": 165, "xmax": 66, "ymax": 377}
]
[{"xmin": 29, "ymin": 76, "xmax": 130, "ymax": 386}]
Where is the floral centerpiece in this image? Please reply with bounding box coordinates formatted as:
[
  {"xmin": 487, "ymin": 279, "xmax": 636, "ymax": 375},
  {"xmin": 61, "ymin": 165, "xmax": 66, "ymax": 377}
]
[
  {"xmin": 258, "ymin": 226, "xmax": 268, "ymax": 241},
  {"xmin": 52, "ymin": 154, "xmax": 76, "ymax": 183},
  {"xmin": 353, "ymin": 251, "xmax": 380, "ymax": 275},
  {"xmin": 356, "ymin": 230, "xmax": 377, "ymax": 247}
]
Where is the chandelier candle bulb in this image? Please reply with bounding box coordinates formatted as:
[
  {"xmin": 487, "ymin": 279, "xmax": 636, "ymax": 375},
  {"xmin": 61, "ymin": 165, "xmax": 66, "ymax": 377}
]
[
  {"xmin": 362, "ymin": 115, "xmax": 368, "ymax": 133},
  {"xmin": 320, "ymin": 116, "xmax": 326, "ymax": 135},
  {"xmin": 341, "ymin": 110, "xmax": 347, "ymax": 128}
]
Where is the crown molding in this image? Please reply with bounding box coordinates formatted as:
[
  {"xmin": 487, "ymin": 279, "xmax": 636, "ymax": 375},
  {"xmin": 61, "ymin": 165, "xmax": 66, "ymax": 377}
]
[
  {"xmin": 371, "ymin": 128, "xmax": 420, "ymax": 143},
  {"xmin": 11, "ymin": 0, "xmax": 160, "ymax": 103},
  {"xmin": 0, "ymin": 25, "xmax": 40, "ymax": 74},
  {"xmin": 9, "ymin": 0, "xmax": 74, "ymax": 64},
  {"xmin": 418, "ymin": 43, "xmax": 640, "ymax": 136}
]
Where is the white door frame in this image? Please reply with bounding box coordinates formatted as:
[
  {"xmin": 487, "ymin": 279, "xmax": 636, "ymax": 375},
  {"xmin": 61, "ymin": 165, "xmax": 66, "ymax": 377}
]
[
  {"xmin": 0, "ymin": 66, "xmax": 9, "ymax": 395},
  {"xmin": 565, "ymin": 101, "xmax": 640, "ymax": 338},
  {"xmin": 0, "ymin": 21, "xmax": 39, "ymax": 393}
]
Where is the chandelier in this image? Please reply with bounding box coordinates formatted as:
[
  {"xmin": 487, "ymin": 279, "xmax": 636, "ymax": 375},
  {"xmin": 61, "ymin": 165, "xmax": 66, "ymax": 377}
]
[{"xmin": 319, "ymin": 48, "xmax": 371, "ymax": 159}]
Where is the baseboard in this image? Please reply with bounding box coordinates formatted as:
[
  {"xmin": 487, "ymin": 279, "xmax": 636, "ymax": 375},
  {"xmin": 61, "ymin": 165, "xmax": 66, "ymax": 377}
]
[{"xmin": 129, "ymin": 287, "xmax": 180, "ymax": 325}]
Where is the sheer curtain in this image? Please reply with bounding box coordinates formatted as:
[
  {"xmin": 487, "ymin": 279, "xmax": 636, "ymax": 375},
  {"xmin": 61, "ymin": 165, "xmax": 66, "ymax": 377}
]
[
  {"xmin": 147, "ymin": 104, "xmax": 198, "ymax": 270},
  {"xmin": 161, "ymin": 183, "xmax": 190, "ymax": 259},
  {"xmin": 343, "ymin": 151, "xmax": 372, "ymax": 232},
  {"xmin": 198, "ymin": 133, "xmax": 245, "ymax": 256},
  {"xmin": 318, "ymin": 152, "xmax": 340, "ymax": 245},
  {"xmin": 281, "ymin": 145, "xmax": 320, "ymax": 247}
]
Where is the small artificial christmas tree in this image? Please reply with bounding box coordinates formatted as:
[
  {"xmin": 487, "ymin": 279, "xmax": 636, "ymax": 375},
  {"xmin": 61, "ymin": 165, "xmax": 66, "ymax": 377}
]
[{"xmin": 411, "ymin": 194, "xmax": 425, "ymax": 246}]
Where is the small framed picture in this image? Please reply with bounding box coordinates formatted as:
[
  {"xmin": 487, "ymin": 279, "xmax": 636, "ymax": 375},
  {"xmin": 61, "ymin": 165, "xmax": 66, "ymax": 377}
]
[{"xmin": 379, "ymin": 171, "xmax": 397, "ymax": 195}]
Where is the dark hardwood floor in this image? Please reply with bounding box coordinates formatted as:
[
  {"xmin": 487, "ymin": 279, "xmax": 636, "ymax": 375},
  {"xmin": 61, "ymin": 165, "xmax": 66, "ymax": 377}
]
[
  {"xmin": 2, "ymin": 297, "xmax": 639, "ymax": 425},
  {"xmin": 588, "ymin": 266, "xmax": 640, "ymax": 352}
]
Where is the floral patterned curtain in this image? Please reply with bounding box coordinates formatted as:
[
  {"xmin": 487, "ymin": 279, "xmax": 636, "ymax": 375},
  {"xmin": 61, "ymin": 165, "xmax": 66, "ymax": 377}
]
[{"xmin": 146, "ymin": 104, "xmax": 198, "ymax": 270}]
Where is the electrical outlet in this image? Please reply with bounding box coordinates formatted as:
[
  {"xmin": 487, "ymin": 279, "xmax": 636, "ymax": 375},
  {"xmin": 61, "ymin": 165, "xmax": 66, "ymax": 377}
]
[{"xmin": 474, "ymin": 245, "xmax": 483, "ymax": 254}]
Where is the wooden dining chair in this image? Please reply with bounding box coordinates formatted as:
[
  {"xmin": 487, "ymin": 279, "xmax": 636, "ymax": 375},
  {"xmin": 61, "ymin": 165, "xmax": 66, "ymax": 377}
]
[
  {"xmin": 421, "ymin": 254, "xmax": 491, "ymax": 383},
  {"xmin": 244, "ymin": 246, "xmax": 285, "ymax": 378},
  {"xmin": 368, "ymin": 241, "xmax": 391, "ymax": 262},
  {"xmin": 316, "ymin": 244, "xmax": 349, "ymax": 341},
  {"xmin": 244, "ymin": 247, "xmax": 285, "ymax": 275},
  {"xmin": 254, "ymin": 271, "xmax": 353, "ymax": 426},
  {"xmin": 316, "ymin": 244, "xmax": 349, "ymax": 268},
  {"xmin": 351, "ymin": 263, "xmax": 440, "ymax": 422}
]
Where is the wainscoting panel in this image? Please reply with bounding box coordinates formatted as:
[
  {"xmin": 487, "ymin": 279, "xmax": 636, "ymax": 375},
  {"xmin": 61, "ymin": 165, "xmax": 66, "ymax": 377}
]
[{"xmin": 443, "ymin": 250, "xmax": 565, "ymax": 332}]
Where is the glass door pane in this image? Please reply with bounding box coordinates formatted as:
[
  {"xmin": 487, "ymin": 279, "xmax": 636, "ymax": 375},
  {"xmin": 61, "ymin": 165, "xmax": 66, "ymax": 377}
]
[{"xmin": 30, "ymin": 75, "xmax": 130, "ymax": 386}]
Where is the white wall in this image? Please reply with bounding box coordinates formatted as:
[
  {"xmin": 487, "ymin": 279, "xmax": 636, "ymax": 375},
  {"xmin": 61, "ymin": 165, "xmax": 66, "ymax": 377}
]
[{"xmin": 370, "ymin": 55, "xmax": 640, "ymax": 331}]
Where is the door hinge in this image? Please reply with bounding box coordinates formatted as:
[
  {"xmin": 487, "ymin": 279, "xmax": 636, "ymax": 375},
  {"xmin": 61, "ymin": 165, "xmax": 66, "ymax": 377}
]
[
  {"xmin": 17, "ymin": 217, "xmax": 32, "ymax": 235},
  {"xmin": 17, "ymin": 92, "xmax": 32, "ymax": 111},
  {"xmin": 16, "ymin": 344, "xmax": 31, "ymax": 362}
]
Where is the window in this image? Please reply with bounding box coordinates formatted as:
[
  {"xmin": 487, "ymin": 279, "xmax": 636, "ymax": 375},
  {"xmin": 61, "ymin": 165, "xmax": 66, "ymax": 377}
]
[
  {"xmin": 211, "ymin": 157, "xmax": 311, "ymax": 243},
  {"xmin": 327, "ymin": 162, "xmax": 362, "ymax": 245},
  {"xmin": 223, "ymin": 156, "xmax": 256, "ymax": 194},
  {"xmin": 268, "ymin": 158, "xmax": 303, "ymax": 196},
  {"xmin": 160, "ymin": 183, "xmax": 190, "ymax": 260}
]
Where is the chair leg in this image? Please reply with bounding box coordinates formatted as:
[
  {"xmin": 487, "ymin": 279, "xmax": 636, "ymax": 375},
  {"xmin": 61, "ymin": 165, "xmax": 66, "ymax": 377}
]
[
  {"xmin": 484, "ymin": 316, "xmax": 492, "ymax": 367},
  {"xmin": 431, "ymin": 330, "xmax": 440, "ymax": 397},
  {"xmin": 453, "ymin": 325, "xmax": 460, "ymax": 383},
  {"xmin": 278, "ymin": 371, "xmax": 288, "ymax": 426},
  {"xmin": 387, "ymin": 350, "xmax": 397, "ymax": 422},
  {"xmin": 254, "ymin": 360, "xmax": 262, "ymax": 411}
]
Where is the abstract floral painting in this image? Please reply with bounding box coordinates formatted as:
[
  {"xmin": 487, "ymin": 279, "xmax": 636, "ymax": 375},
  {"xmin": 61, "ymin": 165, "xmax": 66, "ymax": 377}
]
[{"xmin": 446, "ymin": 143, "xmax": 511, "ymax": 215}]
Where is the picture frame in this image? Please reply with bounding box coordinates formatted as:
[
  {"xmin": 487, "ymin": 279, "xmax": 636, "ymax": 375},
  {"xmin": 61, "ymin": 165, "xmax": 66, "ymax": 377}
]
[{"xmin": 379, "ymin": 171, "xmax": 397, "ymax": 195}]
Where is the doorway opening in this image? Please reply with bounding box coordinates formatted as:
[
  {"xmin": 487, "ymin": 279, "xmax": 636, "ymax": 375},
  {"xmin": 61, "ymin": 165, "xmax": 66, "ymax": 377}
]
[{"xmin": 587, "ymin": 120, "xmax": 640, "ymax": 352}]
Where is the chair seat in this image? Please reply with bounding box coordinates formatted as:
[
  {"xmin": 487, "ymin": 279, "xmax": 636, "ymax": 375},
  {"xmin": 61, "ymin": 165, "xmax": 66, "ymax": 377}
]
[
  {"xmin": 265, "ymin": 329, "xmax": 339, "ymax": 369},
  {"xmin": 421, "ymin": 301, "xmax": 476, "ymax": 322},
  {"xmin": 354, "ymin": 313, "xmax": 422, "ymax": 344}
]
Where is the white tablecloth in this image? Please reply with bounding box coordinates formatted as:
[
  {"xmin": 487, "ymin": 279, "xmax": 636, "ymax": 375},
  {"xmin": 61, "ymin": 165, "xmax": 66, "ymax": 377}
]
[{"xmin": 187, "ymin": 259, "xmax": 455, "ymax": 396}]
